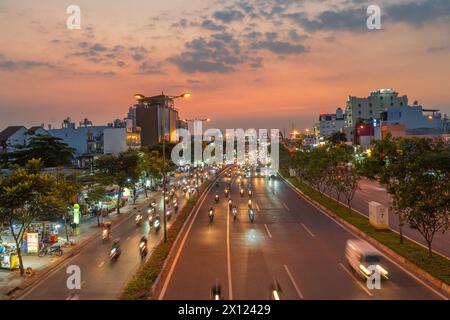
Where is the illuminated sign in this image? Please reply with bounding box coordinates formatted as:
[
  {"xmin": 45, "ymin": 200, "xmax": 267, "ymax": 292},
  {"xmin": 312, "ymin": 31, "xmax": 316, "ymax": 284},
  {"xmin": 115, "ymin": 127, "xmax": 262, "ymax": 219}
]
[{"xmin": 27, "ymin": 233, "xmax": 39, "ymax": 254}]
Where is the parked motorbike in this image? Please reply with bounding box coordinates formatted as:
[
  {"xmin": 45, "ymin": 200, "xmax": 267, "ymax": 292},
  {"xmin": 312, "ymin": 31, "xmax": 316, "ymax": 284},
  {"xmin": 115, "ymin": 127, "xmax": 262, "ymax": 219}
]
[{"xmin": 39, "ymin": 244, "xmax": 63, "ymax": 257}]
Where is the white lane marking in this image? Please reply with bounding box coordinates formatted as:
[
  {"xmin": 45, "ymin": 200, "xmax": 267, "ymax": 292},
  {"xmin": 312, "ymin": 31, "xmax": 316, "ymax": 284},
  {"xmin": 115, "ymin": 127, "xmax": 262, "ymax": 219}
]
[
  {"xmin": 282, "ymin": 202, "xmax": 290, "ymax": 212},
  {"xmin": 158, "ymin": 178, "xmax": 217, "ymax": 300},
  {"xmin": 283, "ymin": 265, "xmax": 304, "ymax": 299},
  {"xmin": 280, "ymin": 175, "xmax": 449, "ymax": 300},
  {"xmin": 18, "ymin": 199, "xmax": 147, "ymax": 300},
  {"xmin": 255, "ymin": 202, "xmax": 260, "ymax": 212},
  {"xmin": 264, "ymin": 224, "xmax": 272, "ymax": 238},
  {"xmin": 227, "ymin": 202, "xmax": 233, "ymax": 300},
  {"xmin": 339, "ymin": 263, "xmax": 373, "ymax": 297},
  {"xmin": 301, "ymin": 223, "xmax": 315, "ymax": 237},
  {"xmin": 98, "ymin": 261, "xmax": 105, "ymax": 268}
]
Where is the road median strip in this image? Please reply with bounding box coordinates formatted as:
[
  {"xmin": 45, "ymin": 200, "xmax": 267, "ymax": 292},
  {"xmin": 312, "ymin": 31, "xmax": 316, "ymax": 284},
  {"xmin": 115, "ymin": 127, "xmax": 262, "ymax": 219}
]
[
  {"xmin": 279, "ymin": 168, "xmax": 450, "ymax": 297},
  {"xmin": 121, "ymin": 170, "xmax": 226, "ymax": 300}
]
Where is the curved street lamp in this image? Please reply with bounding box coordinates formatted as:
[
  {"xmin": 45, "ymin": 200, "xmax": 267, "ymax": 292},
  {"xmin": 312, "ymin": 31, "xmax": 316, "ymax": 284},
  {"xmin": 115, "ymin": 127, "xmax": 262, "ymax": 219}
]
[{"xmin": 133, "ymin": 92, "xmax": 190, "ymax": 243}]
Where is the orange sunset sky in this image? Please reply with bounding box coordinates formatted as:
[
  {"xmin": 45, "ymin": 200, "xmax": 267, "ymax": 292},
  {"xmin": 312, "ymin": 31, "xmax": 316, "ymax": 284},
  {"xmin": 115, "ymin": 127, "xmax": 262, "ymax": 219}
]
[{"xmin": 1, "ymin": 0, "xmax": 450, "ymax": 131}]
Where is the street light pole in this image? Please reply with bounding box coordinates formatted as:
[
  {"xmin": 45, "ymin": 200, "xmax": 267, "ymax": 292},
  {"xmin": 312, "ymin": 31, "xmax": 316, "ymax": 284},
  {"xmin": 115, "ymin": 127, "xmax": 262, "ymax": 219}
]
[
  {"xmin": 134, "ymin": 92, "xmax": 191, "ymax": 243},
  {"xmin": 162, "ymin": 103, "xmax": 167, "ymax": 243}
]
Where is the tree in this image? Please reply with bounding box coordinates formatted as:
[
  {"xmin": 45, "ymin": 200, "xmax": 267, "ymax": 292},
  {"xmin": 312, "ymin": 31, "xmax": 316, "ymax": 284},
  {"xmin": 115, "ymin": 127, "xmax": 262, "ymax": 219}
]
[
  {"xmin": 327, "ymin": 132, "xmax": 347, "ymax": 145},
  {"xmin": 94, "ymin": 150, "xmax": 141, "ymax": 214},
  {"xmin": 87, "ymin": 186, "xmax": 107, "ymax": 226},
  {"xmin": 140, "ymin": 149, "xmax": 164, "ymax": 197},
  {"xmin": 340, "ymin": 163, "xmax": 360, "ymax": 213},
  {"xmin": 0, "ymin": 159, "xmax": 71, "ymax": 275},
  {"xmin": 361, "ymin": 135, "xmax": 450, "ymax": 254},
  {"xmin": 8, "ymin": 135, "xmax": 75, "ymax": 168}
]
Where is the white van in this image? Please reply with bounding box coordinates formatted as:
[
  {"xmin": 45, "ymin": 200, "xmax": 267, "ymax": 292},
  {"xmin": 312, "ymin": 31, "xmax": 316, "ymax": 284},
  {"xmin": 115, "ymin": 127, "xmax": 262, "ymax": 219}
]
[{"xmin": 345, "ymin": 239, "xmax": 389, "ymax": 280}]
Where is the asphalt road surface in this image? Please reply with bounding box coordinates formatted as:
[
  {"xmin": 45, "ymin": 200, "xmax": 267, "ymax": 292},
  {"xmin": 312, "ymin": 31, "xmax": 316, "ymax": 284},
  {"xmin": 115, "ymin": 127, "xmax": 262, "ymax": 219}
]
[
  {"xmin": 160, "ymin": 171, "xmax": 448, "ymax": 300},
  {"xmin": 18, "ymin": 172, "xmax": 206, "ymax": 300},
  {"xmin": 326, "ymin": 178, "xmax": 450, "ymax": 258}
]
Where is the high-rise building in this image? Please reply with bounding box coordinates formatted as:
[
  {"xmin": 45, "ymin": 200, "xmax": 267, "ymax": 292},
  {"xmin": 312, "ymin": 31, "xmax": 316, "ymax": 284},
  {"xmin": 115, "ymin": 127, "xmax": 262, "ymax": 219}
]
[
  {"xmin": 345, "ymin": 89, "xmax": 408, "ymax": 129},
  {"xmin": 131, "ymin": 94, "xmax": 181, "ymax": 147}
]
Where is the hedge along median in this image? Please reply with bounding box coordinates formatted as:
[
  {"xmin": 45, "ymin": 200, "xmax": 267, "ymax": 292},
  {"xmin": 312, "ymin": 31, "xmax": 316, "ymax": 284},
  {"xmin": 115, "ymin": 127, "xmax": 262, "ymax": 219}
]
[
  {"xmin": 121, "ymin": 181, "xmax": 211, "ymax": 300},
  {"xmin": 279, "ymin": 168, "xmax": 450, "ymax": 287}
]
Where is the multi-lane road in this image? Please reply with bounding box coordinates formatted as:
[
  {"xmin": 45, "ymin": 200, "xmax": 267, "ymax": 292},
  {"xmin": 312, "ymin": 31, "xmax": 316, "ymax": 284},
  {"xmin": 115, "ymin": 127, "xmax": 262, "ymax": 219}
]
[
  {"xmin": 18, "ymin": 172, "xmax": 203, "ymax": 300},
  {"xmin": 326, "ymin": 178, "xmax": 450, "ymax": 258},
  {"xmin": 159, "ymin": 169, "xmax": 448, "ymax": 300}
]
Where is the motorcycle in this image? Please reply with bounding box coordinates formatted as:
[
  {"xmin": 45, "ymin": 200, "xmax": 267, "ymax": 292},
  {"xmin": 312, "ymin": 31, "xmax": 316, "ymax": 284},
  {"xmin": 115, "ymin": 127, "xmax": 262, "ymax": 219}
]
[
  {"xmin": 109, "ymin": 247, "xmax": 121, "ymax": 262},
  {"xmin": 166, "ymin": 209, "xmax": 172, "ymax": 221},
  {"xmin": 232, "ymin": 207, "xmax": 238, "ymax": 222},
  {"xmin": 135, "ymin": 214, "xmax": 143, "ymax": 227},
  {"xmin": 228, "ymin": 199, "xmax": 233, "ymax": 211},
  {"xmin": 240, "ymin": 189, "xmax": 244, "ymax": 197},
  {"xmin": 154, "ymin": 218, "xmax": 161, "ymax": 233},
  {"xmin": 215, "ymin": 194, "xmax": 219, "ymax": 203},
  {"xmin": 151, "ymin": 200, "xmax": 157, "ymax": 208},
  {"xmin": 270, "ymin": 280, "xmax": 282, "ymax": 300},
  {"xmin": 249, "ymin": 208, "xmax": 255, "ymax": 223},
  {"xmin": 139, "ymin": 241, "xmax": 148, "ymax": 259},
  {"xmin": 248, "ymin": 199, "xmax": 252, "ymax": 208},
  {"xmin": 148, "ymin": 214, "xmax": 154, "ymax": 226},
  {"xmin": 211, "ymin": 282, "xmax": 222, "ymax": 300},
  {"xmin": 248, "ymin": 190, "xmax": 252, "ymax": 197},
  {"xmin": 208, "ymin": 209, "xmax": 214, "ymax": 222},
  {"xmin": 224, "ymin": 189, "xmax": 229, "ymax": 198},
  {"xmin": 102, "ymin": 228, "xmax": 111, "ymax": 243},
  {"xmin": 38, "ymin": 243, "xmax": 63, "ymax": 257}
]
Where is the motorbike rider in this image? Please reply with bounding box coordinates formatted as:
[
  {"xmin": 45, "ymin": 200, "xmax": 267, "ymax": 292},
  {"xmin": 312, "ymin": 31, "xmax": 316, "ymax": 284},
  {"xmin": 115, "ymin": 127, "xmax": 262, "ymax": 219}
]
[
  {"xmin": 140, "ymin": 236, "xmax": 148, "ymax": 245},
  {"xmin": 211, "ymin": 281, "xmax": 222, "ymax": 300},
  {"xmin": 270, "ymin": 279, "xmax": 282, "ymax": 300}
]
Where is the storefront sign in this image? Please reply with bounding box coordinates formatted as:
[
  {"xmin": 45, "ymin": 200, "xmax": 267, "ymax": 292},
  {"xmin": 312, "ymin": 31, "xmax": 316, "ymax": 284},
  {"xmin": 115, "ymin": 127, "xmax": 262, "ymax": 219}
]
[
  {"xmin": 73, "ymin": 204, "xmax": 80, "ymax": 225},
  {"xmin": 27, "ymin": 232, "xmax": 39, "ymax": 254}
]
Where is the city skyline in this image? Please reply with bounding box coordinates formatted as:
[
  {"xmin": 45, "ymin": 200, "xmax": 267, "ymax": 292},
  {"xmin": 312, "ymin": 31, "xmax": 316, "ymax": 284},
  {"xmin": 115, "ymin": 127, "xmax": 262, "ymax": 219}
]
[{"xmin": 1, "ymin": 0, "xmax": 450, "ymax": 130}]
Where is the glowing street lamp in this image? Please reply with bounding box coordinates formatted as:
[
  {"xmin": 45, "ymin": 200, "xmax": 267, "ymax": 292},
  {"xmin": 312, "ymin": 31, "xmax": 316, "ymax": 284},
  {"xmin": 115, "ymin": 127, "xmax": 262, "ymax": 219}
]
[{"xmin": 133, "ymin": 92, "xmax": 191, "ymax": 243}]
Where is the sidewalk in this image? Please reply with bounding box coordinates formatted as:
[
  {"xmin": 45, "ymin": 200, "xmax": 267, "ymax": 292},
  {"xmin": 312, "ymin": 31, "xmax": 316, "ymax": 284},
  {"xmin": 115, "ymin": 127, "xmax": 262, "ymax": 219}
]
[{"xmin": 0, "ymin": 194, "xmax": 151, "ymax": 299}]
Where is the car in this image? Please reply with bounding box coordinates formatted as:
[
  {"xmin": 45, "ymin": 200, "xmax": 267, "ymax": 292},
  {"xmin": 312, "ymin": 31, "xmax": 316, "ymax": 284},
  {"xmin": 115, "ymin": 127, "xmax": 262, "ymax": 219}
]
[{"xmin": 345, "ymin": 239, "xmax": 389, "ymax": 281}]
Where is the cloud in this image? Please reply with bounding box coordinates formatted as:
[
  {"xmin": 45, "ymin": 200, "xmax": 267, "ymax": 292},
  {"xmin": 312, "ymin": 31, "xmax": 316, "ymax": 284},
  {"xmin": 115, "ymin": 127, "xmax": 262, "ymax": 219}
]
[
  {"xmin": 129, "ymin": 46, "xmax": 149, "ymax": 62},
  {"xmin": 169, "ymin": 32, "xmax": 257, "ymax": 73},
  {"xmin": 427, "ymin": 45, "xmax": 450, "ymax": 53},
  {"xmin": 284, "ymin": 0, "xmax": 450, "ymax": 33},
  {"xmin": 285, "ymin": 8, "xmax": 367, "ymax": 33},
  {"xmin": 137, "ymin": 61, "xmax": 163, "ymax": 74},
  {"xmin": 0, "ymin": 54, "xmax": 54, "ymax": 71},
  {"xmin": 251, "ymin": 39, "xmax": 306, "ymax": 54},
  {"xmin": 172, "ymin": 18, "xmax": 189, "ymax": 28},
  {"xmin": 213, "ymin": 9, "xmax": 245, "ymax": 23},
  {"xmin": 200, "ymin": 19, "xmax": 226, "ymax": 31},
  {"xmin": 386, "ymin": 0, "xmax": 450, "ymax": 27}
]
